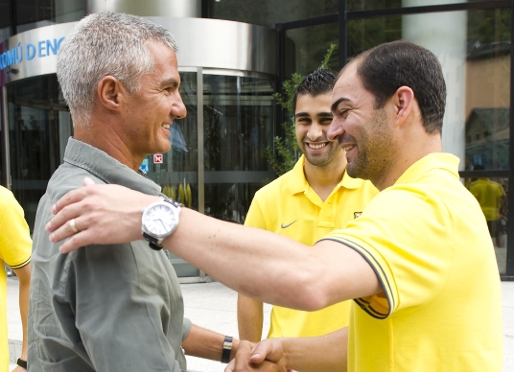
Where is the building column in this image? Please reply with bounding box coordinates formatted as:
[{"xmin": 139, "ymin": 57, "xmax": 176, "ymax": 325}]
[{"xmin": 402, "ymin": 0, "xmax": 467, "ymax": 169}]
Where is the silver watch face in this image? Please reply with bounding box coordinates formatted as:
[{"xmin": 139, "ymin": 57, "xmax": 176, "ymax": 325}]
[{"xmin": 142, "ymin": 201, "xmax": 179, "ymax": 239}]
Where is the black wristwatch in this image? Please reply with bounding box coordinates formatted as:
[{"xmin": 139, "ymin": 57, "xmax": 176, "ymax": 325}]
[
  {"xmin": 221, "ymin": 335, "xmax": 233, "ymax": 363},
  {"xmin": 17, "ymin": 358, "xmax": 27, "ymax": 369}
]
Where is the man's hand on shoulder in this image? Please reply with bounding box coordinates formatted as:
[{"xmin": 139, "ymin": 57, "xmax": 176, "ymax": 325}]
[{"xmin": 45, "ymin": 177, "xmax": 159, "ymax": 253}]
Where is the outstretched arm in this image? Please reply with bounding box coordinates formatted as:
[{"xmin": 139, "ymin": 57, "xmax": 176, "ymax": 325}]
[{"xmin": 46, "ymin": 179, "xmax": 381, "ymax": 311}]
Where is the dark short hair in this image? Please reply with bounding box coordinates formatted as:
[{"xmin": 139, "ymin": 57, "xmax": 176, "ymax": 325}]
[
  {"xmin": 355, "ymin": 40, "xmax": 447, "ymax": 134},
  {"xmin": 293, "ymin": 68, "xmax": 337, "ymax": 113}
]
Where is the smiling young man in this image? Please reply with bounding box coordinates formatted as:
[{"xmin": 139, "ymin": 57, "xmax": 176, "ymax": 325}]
[
  {"xmin": 27, "ymin": 13, "xmax": 240, "ymax": 372},
  {"xmin": 45, "ymin": 40, "xmax": 503, "ymax": 371},
  {"xmin": 237, "ymin": 69, "xmax": 378, "ymax": 344}
]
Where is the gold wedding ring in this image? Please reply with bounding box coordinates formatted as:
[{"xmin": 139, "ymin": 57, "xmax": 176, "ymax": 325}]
[{"xmin": 69, "ymin": 218, "xmax": 79, "ymax": 234}]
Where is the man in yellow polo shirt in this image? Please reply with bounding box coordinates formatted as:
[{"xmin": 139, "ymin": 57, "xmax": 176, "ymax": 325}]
[
  {"xmin": 237, "ymin": 69, "xmax": 377, "ymax": 342},
  {"xmin": 469, "ymin": 165, "xmax": 506, "ymax": 247},
  {"xmin": 0, "ymin": 186, "xmax": 31, "ymax": 372},
  {"xmin": 44, "ymin": 40, "xmax": 504, "ymax": 371}
]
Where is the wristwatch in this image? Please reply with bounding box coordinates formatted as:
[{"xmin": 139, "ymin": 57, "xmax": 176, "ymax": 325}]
[{"xmin": 141, "ymin": 198, "xmax": 181, "ymax": 250}]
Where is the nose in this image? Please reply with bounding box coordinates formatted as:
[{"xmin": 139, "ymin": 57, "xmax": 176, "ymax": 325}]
[
  {"xmin": 307, "ymin": 121, "xmax": 324, "ymax": 141},
  {"xmin": 171, "ymin": 91, "xmax": 187, "ymax": 120},
  {"xmin": 327, "ymin": 116, "xmax": 344, "ymax": 141}
]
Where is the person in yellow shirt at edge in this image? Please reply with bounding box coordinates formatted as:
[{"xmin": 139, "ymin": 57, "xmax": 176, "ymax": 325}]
[
  {"xmin": 468, "ymin": 164, "xmax": 506, "ymax": 247},
  {"xmin": 0, "ymin": 186, "xmax": 31, "ymax": 372},
  {"xmin": 237, "ymin": 68, "xmax": 378, "ymax": 343}
]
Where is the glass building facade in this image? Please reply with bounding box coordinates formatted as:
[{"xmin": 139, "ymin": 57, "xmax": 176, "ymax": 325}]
[{"xmin": 1, "ymin": 0, "xmax": 513, "ymax": 280}]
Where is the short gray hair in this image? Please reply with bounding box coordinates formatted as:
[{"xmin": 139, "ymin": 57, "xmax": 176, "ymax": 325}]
[{"xmin": 57, "ymin": 12, "xmax": 178, "ymax": 126}]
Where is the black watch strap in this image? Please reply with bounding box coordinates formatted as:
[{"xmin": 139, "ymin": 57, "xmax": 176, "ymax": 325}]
[
  {"xmin": 17, "ymin": 358, "xmax": 27, "ymax": 369},
  {"xmin": 221, "ymin": 335, "xmax": 233, "ymax": 363},
  {"xmin": 142, "ymin": 232, "xmax": 164, "ymax": 250}
]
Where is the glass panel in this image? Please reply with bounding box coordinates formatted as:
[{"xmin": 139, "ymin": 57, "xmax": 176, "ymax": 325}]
[
  {"xmin": 203, "ymin": 73, "xmax": 275, "ymax": 222},
  {"xmin": 210, "ymin": 0, "xmax": 338, "ymax": 27},
  {"xmin": 284, "ymin": 22, "xmax": 339, "ymax": 78},
  {"xmin": 347, "ymin": 8, "xmax": 510, "ymax": 273},
  {"xmin": 465, "ymin": 176, "xmax": 508, "ymax": 274},
  {"xmin": 143, "ymin": 71, "xmax": 200, "ymax": 278},
  {"xmin": 15, "ymin": 0, "xmax": 86, "ymax": 33},
  {"xmin": 347, "ymin": 17, "xmax": 402, "ymax": 58},
  {"xmin": 6, "ymin": 75, "xmax": 70, "ymax": 231},
  {"xmin": 0, "ymin": 0, "xmax": 11, "ymax": 41},
  {"xmin": 347, "ymin": 0, "xmax": 504, "ymax": 11}
]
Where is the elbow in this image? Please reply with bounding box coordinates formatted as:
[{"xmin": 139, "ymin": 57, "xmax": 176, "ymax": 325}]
[{"xmin": 289, "ymin": 276, "xmax": 333, "ymax": 311}]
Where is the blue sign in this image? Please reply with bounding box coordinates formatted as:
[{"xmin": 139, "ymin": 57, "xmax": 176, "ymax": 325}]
[
  {"xmin": 0, "ymin": 37, "xmax": 66, "ymax": 70},
  {"xmin": 139, "ymin": 158, "xmax": 149, "ymax": 173}
]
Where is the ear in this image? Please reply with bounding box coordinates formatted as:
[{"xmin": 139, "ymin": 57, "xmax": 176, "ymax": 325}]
[
  {"xmin": 392, "ymin": 86, "xmax": 415, "ymax": 127},
  {"xmin": 97, "ymin": 76, "xmax": 122, "ymax": 112}
]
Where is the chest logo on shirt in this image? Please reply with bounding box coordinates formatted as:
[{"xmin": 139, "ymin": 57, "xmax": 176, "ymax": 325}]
[
  {"xmin": 354, "ymin": 212, "xmax": 363, "ymax": 219},
  {"xmin": 281, "ymin": 220, "xmax": 297, "ymax": 228}
]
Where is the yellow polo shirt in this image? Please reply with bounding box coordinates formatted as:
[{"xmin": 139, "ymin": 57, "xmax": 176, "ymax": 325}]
[
  {"xmin": 323, "ymin": 153, "xmax": 503, "ymax": 372},
  {"xmin": 245, "ymin": 155, "xmax": 378, "ymax": 338},
  {"xmin": 0, "ymin": 186, "xmax": 32, "ymax": 372},
  {"xmin": 469, "ymin": 178, "xmax": 505, "ymax": 221}
]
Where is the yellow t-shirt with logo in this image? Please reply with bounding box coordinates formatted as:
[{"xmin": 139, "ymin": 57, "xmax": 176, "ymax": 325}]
[
  {"xmin": 0, "ymin": 186, "xmax": 32, "ymax": 371},
  {"xmin": 245, "ymin": 155, "xmax": 378, "ymax": 338},
  {"xmin": 322, "ymin": 153, "xmax": 503, "ymax": 372}
]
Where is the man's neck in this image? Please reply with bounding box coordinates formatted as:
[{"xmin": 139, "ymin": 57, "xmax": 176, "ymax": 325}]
[
  {"xmin": 74, "ymin": 125, "xmax": 142, "ymax": 172},
  {"xmin": 303, "ymin": 154, "xmax": 347, "ymax": 202}
]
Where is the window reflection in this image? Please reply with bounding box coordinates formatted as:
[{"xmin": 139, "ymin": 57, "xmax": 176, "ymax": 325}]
[
  {"xmin": 210, "ymin": 0, "xmax": 338, "ymax": 27},
  {"xmin": 203, "ymin": 73, "xmax": 275, "ymax": 223},
  {"xmin": 15, "ymin": 0, "xmax": 86, "ymax": 33},
  {"xmin": 285, "ymin": 23, "xmax": 339, "ymax": 78},
  {"xmin": 7, "ymin": 75, "xmax": 69, "ymax": 230},
  {"xmin": 467, "ymin": 174, "xmax": 508, "ymax": 274},
  {"xmin": 145, "ymin": 72, "xmax": 199, "ymax": 210}
]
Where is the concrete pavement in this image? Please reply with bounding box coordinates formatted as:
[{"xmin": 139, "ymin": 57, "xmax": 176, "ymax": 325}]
[{"xmin": 7, "ymin": 277, "xmax": 514, "ymax": 372}]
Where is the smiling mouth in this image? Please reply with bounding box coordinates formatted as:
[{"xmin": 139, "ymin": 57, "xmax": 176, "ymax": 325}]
[
  {"xmin": 307, "ymin": 142, "xmax": 328, "ymax": 150},
  {"xmin": 162, "ymin": 124, "xmax": 171, "ymax": 129},
  {"xmin": 342, "ymin": 144, "xmax": 355, "ymax": 152}
]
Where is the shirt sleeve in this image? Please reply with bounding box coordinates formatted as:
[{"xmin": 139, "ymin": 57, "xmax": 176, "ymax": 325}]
[
  {"xmin": 182, "ymin": 317, "xmax": 192, "ymax": 340},
  {"xmin": 321, "ymin": 188, "xmax": 453, "ymax": 319},
  {"xmin": 0, "ymin": 189, "xmax": 32, "ymax": 268},
  {"xmin": 244, "ymin": 191, "xmax": 267, "ymax": 229}
]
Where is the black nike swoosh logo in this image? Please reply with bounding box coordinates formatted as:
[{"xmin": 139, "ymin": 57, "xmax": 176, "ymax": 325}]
[{"xmin": 281, "ymin": 220, "xmax": 297, "ymax": 228}]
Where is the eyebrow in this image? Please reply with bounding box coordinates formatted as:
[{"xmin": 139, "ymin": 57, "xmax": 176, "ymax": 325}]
[
  {"xmin": 160, "ymin": 78, "xmax": 180, "ymax": 88},
  {"xmin": 330, "ymin": 97, "xmax": 350, "ymax": 113},
  {"xmin": 295, "ymin": 111, "xmax": 333, "ymax": 118}
]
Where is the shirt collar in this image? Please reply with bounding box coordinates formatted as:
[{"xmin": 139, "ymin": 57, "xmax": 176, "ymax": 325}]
[
  {"xmin": 395, "ymin": 152, "xmax": 460, "ymax": 186},
  {"xmin": 288, "ymin": 154, "xmax": 365, "ymax": 195},
  {"xmin": 63, "ymin": 137, "xmax": 161, "ymax": 196}
]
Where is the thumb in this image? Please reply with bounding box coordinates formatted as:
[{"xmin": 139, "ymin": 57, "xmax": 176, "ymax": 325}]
[
  {"xmin": 224, "ymin": 359, "xmax": 235, "ymax": 372},
  {"xmin": 83, "ymin": 177, "xmax": 96, "ymax": 186}
]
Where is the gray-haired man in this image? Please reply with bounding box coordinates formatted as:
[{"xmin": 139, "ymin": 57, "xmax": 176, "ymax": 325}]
[{"xmin": 27, "ymin": 12, "xmax": 240, "ymax": 372}]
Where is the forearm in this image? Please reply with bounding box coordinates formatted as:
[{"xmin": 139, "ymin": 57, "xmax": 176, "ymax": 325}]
[
  {"xmin": 237, "ymin": 294, "xmax": 264, "ymax": 342},
  {"xmin": 182, "ymin": 324, "xmax": 239, "ymax": 362},
  {"xmin": 14, "ymin": 264, "xmax": 31, "ymax": 359},
  {"xmin": 281, "ymin": 327, "xmax": 348, "ymax": 372},
  {"xmin": 167, "ymin": 208, "xmax": 327, "ymax": 311},
  {"xmin": 47, "ymin": 183, "xmax": 381, "ymax": 310}
]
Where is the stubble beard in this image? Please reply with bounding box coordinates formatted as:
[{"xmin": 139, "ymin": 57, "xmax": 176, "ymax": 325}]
[{"xmin": 345, "ymin": 108, "xmax": 391, "ymax": 183}]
